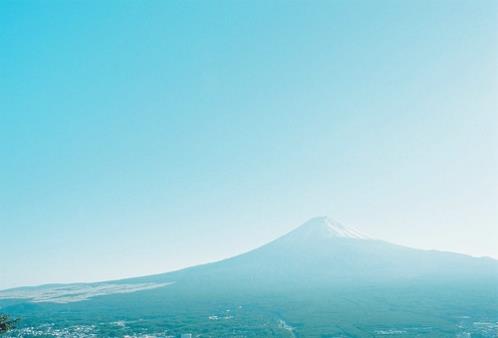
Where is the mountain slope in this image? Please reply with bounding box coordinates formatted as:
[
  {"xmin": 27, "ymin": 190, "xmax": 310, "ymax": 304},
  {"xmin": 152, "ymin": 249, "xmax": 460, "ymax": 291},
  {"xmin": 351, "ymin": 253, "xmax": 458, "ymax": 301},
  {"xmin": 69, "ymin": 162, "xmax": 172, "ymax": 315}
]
[
  {"xmin": 131, "ymin": 216, "xmax": 497, "ymax": 289},
  {"xmin": 1, "ymin": 217, "xmax": 498, "ymax": 337}
]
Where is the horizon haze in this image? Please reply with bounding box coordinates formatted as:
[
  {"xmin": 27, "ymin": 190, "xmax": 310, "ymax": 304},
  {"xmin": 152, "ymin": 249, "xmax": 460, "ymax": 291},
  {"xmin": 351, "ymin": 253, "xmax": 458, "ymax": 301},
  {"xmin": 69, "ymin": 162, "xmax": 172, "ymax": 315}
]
[{"xmin": 2, "ymin": 215, "xmax": 496, "ymax": 292}]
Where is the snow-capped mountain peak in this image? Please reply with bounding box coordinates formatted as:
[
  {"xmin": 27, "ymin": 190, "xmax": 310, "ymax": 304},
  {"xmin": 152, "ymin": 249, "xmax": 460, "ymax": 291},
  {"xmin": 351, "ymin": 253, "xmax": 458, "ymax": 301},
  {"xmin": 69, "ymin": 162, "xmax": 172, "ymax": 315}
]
[{"xmin": 284, "ymin": 216, "xmax": 369, "ymax": 241}]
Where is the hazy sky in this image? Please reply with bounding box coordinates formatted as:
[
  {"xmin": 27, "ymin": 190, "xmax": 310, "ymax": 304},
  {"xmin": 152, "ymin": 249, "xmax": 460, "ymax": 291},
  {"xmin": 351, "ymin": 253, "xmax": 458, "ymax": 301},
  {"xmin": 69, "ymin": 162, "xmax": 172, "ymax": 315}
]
[{"xmin": 1, "ymin": 0, "xmax": 497, "ymax": 290}]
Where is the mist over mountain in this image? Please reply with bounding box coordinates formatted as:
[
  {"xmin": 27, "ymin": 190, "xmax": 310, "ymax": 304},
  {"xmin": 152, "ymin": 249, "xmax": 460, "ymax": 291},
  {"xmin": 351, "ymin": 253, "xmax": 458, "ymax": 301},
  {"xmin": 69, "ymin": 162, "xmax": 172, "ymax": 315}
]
[
  {"xmin": 131, "ymin": 217, "xmax": 497, "ymax": 290},
  {"xmin": 1, "ymin": 217, "xmax": 498, "ymax": 337}
]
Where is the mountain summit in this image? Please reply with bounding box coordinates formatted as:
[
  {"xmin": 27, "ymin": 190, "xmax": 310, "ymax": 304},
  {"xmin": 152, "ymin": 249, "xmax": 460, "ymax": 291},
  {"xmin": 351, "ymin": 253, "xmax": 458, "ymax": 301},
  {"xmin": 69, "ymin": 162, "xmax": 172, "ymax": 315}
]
[{"xmin": 282, "ymin": 216, "xmax": 369, "ymax": 241}]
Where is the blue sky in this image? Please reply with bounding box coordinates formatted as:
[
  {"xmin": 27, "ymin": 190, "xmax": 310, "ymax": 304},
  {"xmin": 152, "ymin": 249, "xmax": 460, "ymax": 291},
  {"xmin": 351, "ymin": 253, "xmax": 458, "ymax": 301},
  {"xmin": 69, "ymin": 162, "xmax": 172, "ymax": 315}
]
[{"xmin": 1, "ymin": 0, "xmax": 497, "ymax": 289}]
